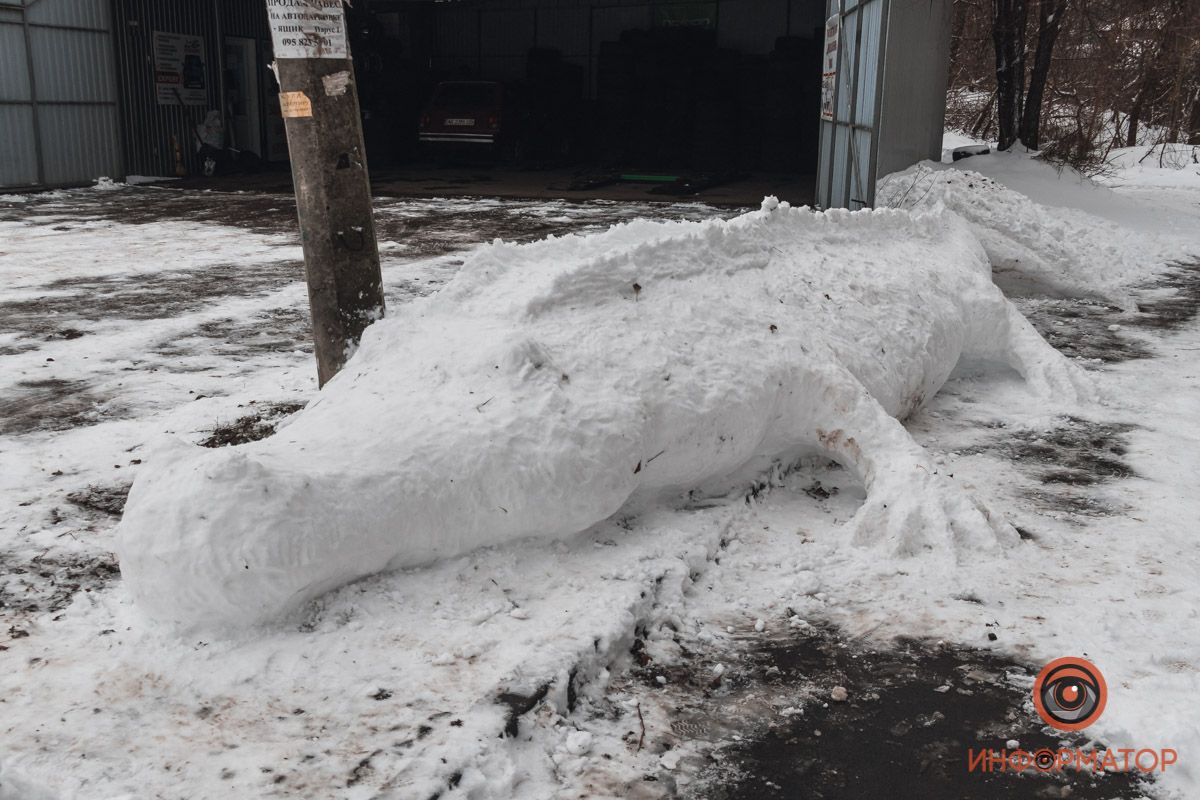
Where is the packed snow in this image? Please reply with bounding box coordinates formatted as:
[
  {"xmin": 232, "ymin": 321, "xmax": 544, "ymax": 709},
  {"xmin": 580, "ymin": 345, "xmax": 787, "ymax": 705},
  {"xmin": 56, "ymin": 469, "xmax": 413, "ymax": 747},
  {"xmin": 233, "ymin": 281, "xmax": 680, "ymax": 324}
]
[
  {"xmin": 3, "ymin": 154, "xmax": 1200, "ymax": 799},
  {"xmin": 878, "ymin": 152, "xmax": 1199, "ymax": 311},
  {"xmin": 117, "ymin": 200, "xmax": 1091, "ymax": 630},
  {"xmin": 1102, "ymin": 143, "xmax": 1200, "ymax": 189}
]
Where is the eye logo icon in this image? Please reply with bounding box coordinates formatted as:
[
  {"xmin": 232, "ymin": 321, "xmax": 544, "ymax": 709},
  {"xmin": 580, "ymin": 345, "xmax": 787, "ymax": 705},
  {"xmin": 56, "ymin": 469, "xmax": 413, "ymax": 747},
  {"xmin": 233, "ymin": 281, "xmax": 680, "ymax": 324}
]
[{"xmin": 1033, "ymin": 657, "xmax": 1107, "ymax": 731}]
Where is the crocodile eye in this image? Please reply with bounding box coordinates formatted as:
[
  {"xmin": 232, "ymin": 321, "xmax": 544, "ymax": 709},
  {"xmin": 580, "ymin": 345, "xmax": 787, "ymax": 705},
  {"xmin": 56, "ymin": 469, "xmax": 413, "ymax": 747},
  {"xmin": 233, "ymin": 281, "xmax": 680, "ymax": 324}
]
[{"xmin": 1034, "ymin": 658, "xmax": 1106, "ymax": 731}]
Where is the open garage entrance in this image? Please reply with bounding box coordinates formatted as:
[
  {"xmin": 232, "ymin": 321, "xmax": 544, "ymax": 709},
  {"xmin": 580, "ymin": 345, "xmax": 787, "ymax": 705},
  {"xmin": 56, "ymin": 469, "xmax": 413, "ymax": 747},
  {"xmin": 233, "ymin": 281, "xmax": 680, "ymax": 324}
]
[
  {"xmin": 1, "ymin": 0, "xmax": 950, "ymax": 209},
  {"xmin": 350, "ymin": 0, "xmax": 834, "ymax": 204}
]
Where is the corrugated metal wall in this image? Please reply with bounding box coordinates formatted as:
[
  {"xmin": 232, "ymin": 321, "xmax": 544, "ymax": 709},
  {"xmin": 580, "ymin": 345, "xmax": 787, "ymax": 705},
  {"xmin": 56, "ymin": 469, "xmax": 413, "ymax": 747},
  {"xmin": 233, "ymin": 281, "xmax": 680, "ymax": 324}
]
[
  {"xmin": 816, "ymin": 0, "xmax": 888, "ymax": 209},
  {"xmin": 0, "ymin": 0, "xmax": 122, "ymax": 189},
  {"xmin": 875, "ymin": 0, "xmax": 950, "ymax": 181},
  {"xmin": 110, "ymin": 0, "xmax": 219, "ymax": 179},
  {"xmin": 816, "ymin": 0, "xmax": 951, "ymax": 208},
  {"xmin": 110, "ymin": 0, "xmax": 270, "ymax": 178}
]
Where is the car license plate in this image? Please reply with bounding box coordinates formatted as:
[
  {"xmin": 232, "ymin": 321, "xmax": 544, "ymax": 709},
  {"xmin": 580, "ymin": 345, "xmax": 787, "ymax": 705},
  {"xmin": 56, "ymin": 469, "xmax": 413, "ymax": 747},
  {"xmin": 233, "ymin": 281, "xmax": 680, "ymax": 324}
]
[{"xmin": 445, "ymin": 118, "xmax": 475, "ymax": 126}]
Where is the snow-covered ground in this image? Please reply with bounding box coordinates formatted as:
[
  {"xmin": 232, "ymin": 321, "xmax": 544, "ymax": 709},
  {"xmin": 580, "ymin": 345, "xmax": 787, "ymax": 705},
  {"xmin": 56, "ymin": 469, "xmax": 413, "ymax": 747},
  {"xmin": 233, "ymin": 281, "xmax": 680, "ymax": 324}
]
[{"xmin": 2, "ymin": 151, "xmax": 1200, "ymax": 800}]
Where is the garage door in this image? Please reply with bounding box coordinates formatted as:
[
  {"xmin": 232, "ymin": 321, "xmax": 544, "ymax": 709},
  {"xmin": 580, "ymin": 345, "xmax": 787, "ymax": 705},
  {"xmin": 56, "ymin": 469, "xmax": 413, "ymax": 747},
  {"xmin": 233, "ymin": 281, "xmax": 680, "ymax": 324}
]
[{"xmin": 0, "ymin": 0, "xmax": 122, "ymax": 189}]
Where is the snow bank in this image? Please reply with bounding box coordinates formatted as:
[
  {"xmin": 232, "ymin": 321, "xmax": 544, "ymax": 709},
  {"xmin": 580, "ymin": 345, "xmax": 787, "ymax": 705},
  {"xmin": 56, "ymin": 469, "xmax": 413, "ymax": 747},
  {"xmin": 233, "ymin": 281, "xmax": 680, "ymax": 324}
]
[
  {"xmin": 1102, "ymin": 143, "xmax": 1200, "ymax": 189},
  {"xmin": 117, "ymin": 200, "xmax": 1088, "ymax": 631},
  {"xmin": 878, "ymin": 154, "xmax": 1197, "ymax": 309}
]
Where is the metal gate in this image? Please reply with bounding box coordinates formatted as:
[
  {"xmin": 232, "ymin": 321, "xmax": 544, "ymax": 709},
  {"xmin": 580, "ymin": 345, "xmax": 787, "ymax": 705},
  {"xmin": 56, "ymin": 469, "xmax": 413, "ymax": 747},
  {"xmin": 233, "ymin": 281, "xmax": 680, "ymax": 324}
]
[
  {"xmin": 0, "ymin": 0, "xmax": 122, "ymax": 189},
  {"xmin": 816, "ymin": 0, "xmax": 889, "ymax": 210}
]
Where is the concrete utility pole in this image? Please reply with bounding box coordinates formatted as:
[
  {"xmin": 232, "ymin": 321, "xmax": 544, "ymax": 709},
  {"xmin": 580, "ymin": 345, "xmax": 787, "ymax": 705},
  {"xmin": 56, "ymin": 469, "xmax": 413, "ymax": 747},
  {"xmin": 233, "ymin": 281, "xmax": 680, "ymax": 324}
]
[{"xmin": 268, "ymin": 0, "xmax": 384, "ymax": 387}]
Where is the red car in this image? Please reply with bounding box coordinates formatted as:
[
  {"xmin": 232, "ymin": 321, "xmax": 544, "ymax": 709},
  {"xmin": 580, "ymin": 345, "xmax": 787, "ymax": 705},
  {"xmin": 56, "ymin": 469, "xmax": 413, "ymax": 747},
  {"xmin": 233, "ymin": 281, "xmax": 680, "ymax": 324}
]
[{"xmin": 419, "ymin": 81, "xmax": 512, "ymax": 156}]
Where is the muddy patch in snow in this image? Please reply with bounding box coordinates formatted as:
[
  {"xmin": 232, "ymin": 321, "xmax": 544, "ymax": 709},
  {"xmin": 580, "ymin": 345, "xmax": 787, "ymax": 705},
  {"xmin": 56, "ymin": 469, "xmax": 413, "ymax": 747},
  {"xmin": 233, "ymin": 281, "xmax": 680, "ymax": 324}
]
[
  {"xmin": 0, "ymin": 262, "xmax": 304, "ymax": 337},
  {"xmin": 1019, "ymin": 299, "xmax": 1150, "ymax": 363},
  {"xmin": 686, "ymin": 627, "xmax": 1149, "ymax": 800},
  {"xmin": 199, "ymin": 401, "xmax": 305, "ymax": 448},
  {"xmin": 1016, "ymin": 261, "xmax": 1200, "ymax": 364},
  {"xmin": 1132, "ymin": 261, "xmax": 1200, "ymax": 330},
  {"xmin": 2, "ymin": 186, "xmax": 302, "ymax": 237},
  {"xmin": 957, "ymin": 416, "xmax": 1136, "ymax": 522},
  {"xmin": 186, "ymin": 307, "xmax": 314, "ymax": 358},
  {"xmin": 0, "ymin": 549, "xmax": 121, "ymax": 619},
  {"xmin": 66, "ymin": 483, "xmax": 132, "ymax": 517},
  {"xmin": 0, "ymin": 378, "xmax": 124, "ymax": 435},
  {"xmin": 966, "ymin": 416, "xmax": 1136, "ymax": 487}
]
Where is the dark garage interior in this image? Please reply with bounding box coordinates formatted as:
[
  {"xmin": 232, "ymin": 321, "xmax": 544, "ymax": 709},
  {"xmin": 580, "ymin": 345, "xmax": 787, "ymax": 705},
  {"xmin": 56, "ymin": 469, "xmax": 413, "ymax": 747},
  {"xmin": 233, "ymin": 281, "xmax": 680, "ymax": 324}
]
[{"xmin": 349, "ymin": 0, "xmax": 827, "ymax": 181}]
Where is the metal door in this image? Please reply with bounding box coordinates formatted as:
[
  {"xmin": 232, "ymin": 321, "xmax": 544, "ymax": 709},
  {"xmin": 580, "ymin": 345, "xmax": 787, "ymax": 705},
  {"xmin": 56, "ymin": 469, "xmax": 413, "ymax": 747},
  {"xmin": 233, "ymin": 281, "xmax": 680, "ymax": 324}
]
[
  {"xmin": 0, "ymin": 0, "xmax": 122, "ymax": 189},
  {"xmin": 816, "ymin": 0, "xmax": 889, "ymax": 210}
]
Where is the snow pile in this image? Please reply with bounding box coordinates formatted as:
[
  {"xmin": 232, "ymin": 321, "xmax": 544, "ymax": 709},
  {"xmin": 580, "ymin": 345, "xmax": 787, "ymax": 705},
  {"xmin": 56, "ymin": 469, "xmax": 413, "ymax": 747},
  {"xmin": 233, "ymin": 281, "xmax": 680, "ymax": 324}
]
[
  {"xmin": 1102, "ymin": 143, "xmax": 1200, "ymax": 189},
  {"xmin": 117, "ymin": 200, "xmax": 1089, "ymax": 631},
  {"xmin": 878, "ymin": 156, "xmax": 1196, "ymax": 309}
]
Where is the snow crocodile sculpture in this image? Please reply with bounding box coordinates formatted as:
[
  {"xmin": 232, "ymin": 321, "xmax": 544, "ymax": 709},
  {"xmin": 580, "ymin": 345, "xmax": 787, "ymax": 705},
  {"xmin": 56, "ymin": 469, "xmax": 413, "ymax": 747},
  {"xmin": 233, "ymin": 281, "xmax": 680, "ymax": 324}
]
[{"xmin": 117, "ymin": 200, "xmax": 1092, "ymax": 630}]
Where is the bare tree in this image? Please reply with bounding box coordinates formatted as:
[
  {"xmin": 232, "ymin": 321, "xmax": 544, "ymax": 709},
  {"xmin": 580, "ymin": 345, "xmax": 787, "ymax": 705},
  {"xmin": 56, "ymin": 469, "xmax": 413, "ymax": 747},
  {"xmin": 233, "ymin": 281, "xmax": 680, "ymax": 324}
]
[
  {"xmin": 1019, "ymin": 0, "xmax": 1070, "ymax": 148},
  {"xmin": 950, "ymin": 0, "xmax": 1200, "ymax": 167},
  {"xmin": 992, "ymin": 0, "xmax": 1029, "ymax": 149}
]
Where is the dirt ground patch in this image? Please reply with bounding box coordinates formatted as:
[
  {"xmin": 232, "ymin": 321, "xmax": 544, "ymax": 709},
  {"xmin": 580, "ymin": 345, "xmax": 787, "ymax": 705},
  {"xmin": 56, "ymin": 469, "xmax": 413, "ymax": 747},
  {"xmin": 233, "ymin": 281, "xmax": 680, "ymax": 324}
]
[
  {"xmin": 0, "ymin": 549, "xmax": 121, "ymax": 622},
  {"xmin": 965, "ymin": 416, "xmax": 1136, "ymax": 487},
  {"xmin": 1132, "ymin": 261, "xmax": 1200, "ymax": 330},
  {"xmin": 200, "ymin": 401, "xmax": 306, "ymax": 448},
  {"xmin": 691, "ymin": 627, "xmax": 1148, "ymax": 799},
  {"xmin": 66, "ymin": 483, "xmax": 132, "ymax": 517},
  {"xmin": 1018, "ymin": 261, "xmax": 1200, "ymax": 365},
  {"xmin": 0, "ymin": 379, "xmax": 122, "ymax": 436},
  {"xmin": 1019, "ymin": 299, "xmax": 1151, "ymax": 363}
]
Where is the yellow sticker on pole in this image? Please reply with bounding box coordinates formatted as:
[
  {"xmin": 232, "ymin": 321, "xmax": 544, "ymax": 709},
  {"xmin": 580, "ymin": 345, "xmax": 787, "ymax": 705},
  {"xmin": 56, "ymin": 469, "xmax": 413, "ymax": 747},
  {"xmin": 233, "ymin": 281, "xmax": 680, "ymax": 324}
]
[{"xmin": 280, "ymin": 91, "xmax": 313, "ymax": 118}]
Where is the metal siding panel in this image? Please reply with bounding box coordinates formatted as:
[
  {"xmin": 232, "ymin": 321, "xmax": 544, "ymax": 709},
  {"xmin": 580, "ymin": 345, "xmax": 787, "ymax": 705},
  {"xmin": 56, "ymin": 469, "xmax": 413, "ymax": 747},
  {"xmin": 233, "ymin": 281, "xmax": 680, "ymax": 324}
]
[
  {"xmin": 876, "ymin": 0, "xmax": 951, "ymax": 183},
  {"xmin": 25, "ymin": 0, "xmax": 110, "ymax": 30},
  {"xmin": 854, "ymin": 1, "xmax": 882, "ymax": 125},
  {"xmin": 0, "ymin": 105, "xmax": 39, "ymax": 187},
  {"xmin": 835, "ymin": 4, "xmax": 858, "ymax": 120},
  {"xmin": 829, "ymin": 124, "xmax": 850, "ymax": 206},
  {"xmin": 37, "ymin": 103, "xmax": 122, "ymax": 184},
  {"xmin": 817, "ymin": 0, "xmax": 887, "ymax": 208},
  {"xmin": 0, "ymin": 23, "xmax": 31, "ymax": 101},
  {"xmin": 29, "ymin": 26, "xmax": 116, "ymax": 103}
]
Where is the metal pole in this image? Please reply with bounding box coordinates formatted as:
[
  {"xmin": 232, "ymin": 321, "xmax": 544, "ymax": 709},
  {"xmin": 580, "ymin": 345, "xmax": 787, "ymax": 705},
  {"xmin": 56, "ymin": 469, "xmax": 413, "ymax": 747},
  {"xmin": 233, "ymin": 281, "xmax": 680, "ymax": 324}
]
[{"xmin": 270, "ymin": 1, "xmax": 385, "ymax": 387}]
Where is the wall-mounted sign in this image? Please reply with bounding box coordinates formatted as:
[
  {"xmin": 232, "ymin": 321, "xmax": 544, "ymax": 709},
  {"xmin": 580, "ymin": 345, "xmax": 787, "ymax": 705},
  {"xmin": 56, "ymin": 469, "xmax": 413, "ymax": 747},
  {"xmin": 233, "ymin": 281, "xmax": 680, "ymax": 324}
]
[
  {"xmin": 154, "ymin": 31, "xmax": 207, "ymax": 106},
  {"xmin": 267, "ymin": 0, "xmax": 348, "ymax": 59},
  {"xmin": 820, "ymin": 13, "xmax": 840, "ymax": 122}
]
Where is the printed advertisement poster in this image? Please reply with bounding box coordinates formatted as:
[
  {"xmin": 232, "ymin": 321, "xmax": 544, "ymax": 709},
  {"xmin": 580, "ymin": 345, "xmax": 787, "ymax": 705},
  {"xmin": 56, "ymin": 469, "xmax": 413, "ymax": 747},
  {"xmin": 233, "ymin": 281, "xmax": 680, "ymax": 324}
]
[
  {"xmin": 820, "ymin": 13, "xmax": 840, "ymax": 122},
  {"xmin": 154, "ymin": 31, "xmax": 207, "ymax": 106},
  {"xmin": 267, "ymin": 0, "xmax": 348, "ymax": 59}
]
